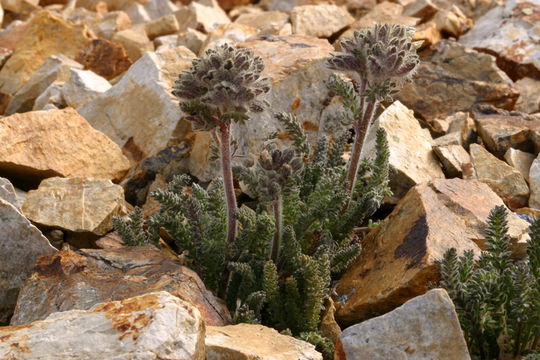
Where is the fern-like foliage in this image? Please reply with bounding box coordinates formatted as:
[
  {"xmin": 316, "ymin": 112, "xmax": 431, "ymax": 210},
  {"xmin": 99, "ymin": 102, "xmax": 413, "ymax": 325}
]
[
  {"xmin": 437, "ymin": 206, "xmax": 540, "ymax": 359},
  {"xmin": 111, "ymin": 207, "xmax": 152, "ymax": 246}
]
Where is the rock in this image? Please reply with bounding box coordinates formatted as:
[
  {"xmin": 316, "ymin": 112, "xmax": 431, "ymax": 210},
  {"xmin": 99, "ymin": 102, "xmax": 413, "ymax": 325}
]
[
  {"xmin": 447, "ymin": 111, "xmax": 477, "ymax": 150},
  {"xmin": 348, "ymin": 2, "xmax": 419, "ymax": 31},
  {"xmin": 516, "ymin": 206, "xmax": 540, "ymax": 221},
  {"xmin": 22, "ymin": 177, "xmax": 127, "ymax": 236},
  {"xmin": 218, "ymin": 0, "xmax": 252, "ymax": 11},
  {"xmin": 0, "ymin": 177, "xmax": 20, "ymax": 210},
  {"xmin": 144, "ymin": 0, "xmax": 179, "ymax": 19},
  {"xmin": 335, "ymin": 178, "xmax": 530, "ymax": 325},
  {"xmin": 0, "ymin": 11, "xmax": 92, "ymax": 96},
  {"xmin": 125, "ymin": 1, "xmax": 151, "ymax": 24},
  {"xmin": 319, "ymin": 297, "xmax": 341, "ymax": 345},
  {"xmin": 200, "ymin": 23, "xmax": 258, "ymax": 55},
  {"xmin": 177, "ymin": 28, "xmax": 207, "ymax": 55},
  {"xmin": 5, "ymin": 54, "xmax": 83, "ymax": 115},
  {"xmin": 95, "ymin": 11, "xmax": 132, "ymax": 39},
  {"xmin": 10, "ymin": 246, "xmax": 231, "ymax": 326},
  {"xmin": 145, "ymin": 13, "xmax": 180, "ymax": 40},
  {"xmin": 433, "ymin": 144, "xmax": 471, "ymax": 178},
  {"xmin": 235, "ymin": 10, "xmax": 290, "ymax": 36},
  {"xmin": 142, "ymin": 173, "xmax": 168, "ymax": 217},
  {"xmin": 0, "ymin": 108, "xmax": 131, "ymax": 186},
  {"xmin": 362, "ymin": 101, "xmax": 445, "ymax": 204},
  {"xmin": 0, "ymin": 47, "xmax": 11, "ymax": 69},
  {"xmin": 33, "ymin": 82, "xmax": 66, "ymax": 110},
  {"xmin": 433, "ymin": 5, "xmax": 473, "ymax": 37},
  {"xmin": 504, "ymin": 148, "xmax": 536, "ymax": 183},
  {"xmin": 431, "ymin": 0, "xmax": 501, "ymax": 20},
  {"xmin": 206, "ymin": 323, "xmax": 322, "ymax": 360},
  {"xmin": 290, "ymin": 4, "xmax": 354, "ymax": 38},
  {"xmin": 2, "ymin": 292, "xmax": 206, "ymax": 360},
  {"xmin": 336, "ymin": 289, "xmax": 470, "ymax": 360},
  {"xmin": 403, "ymin": 0, "xmax": 440, "ymax": 21},
  {"xmin": 0, "ymin": 19, "xmax": 30, "ymax": 51},
  {"xmin": 515, "ymin": 77, "xmax": 540, "ymax": 114},
  {"xmin": 112, "ymin": 25, "xmax": 154, "ymax": 62},
  {"xmin": 1, "ymin": 0, "xmax": 38, "ymax": 13},
  {"xmin": 413, "ymin": 20, "xmax": 442, "ymax": 49},
  {"xmin": 459, "ymin": 0, "xmax": 540, "ymax": 81},
  {"xmin": 473, "ymin": 105, "xmax": 540, "ymax": 157},
  {"xmin": 0, "ymin": 198, "xmax": 56, "ymax": 325},
  {"xmin": 44, "ymin": 229, "xmax": 64, "ymax": 249},
  {"xmin": 469, "ymin": 143, "xmax": 529, "ymax": 210},
  {"xmin": 62, "ymin": 68, "xmax": 111, "ymax": 108},
  {"xmin": 529, "ymin": 154, "xmax": 540, "ymax": 209},
  {"xmin": 76, "ymin": 39, "xmax": 133, "ymax": 80},
  {"xmin": 433, "ymin": 132, "xmax": 463, "ymax": 147},
  {"xmin": 155, "ymin": 34, "xmax": 180, "ymax": 51},
  {"xmin": 78, "ymin": 47, "xmax": 195, "ymax": 159},
  {"xmin": 77, "ymin": 0, "xmax": 134, "ymax": 11},
  {"xmin": 397, "ymin": 40, "xmax": 519, "ymax": 125},
  {"xmin": 187, "ymin": 0, "xmax": 231, "ymax": 33}
]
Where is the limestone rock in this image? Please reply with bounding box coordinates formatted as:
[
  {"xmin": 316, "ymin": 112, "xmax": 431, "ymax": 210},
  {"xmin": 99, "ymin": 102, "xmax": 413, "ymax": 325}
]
[
  {"xmin": 0, "ymin": 11, "xmax": 92, "ymax": 95},
  {"xmin": 112, "ymin": 25, "xmax": 154, "ymax": 62},
  {"xmin": 470, "ymin": 143, "xmax": 530, "ymax": 210},
  {"xmin": 0, "ymin": 0, "xmax": 38, "ymax": 13},
  {"xmin": 199, "ymin": 23, "xmax": 258, "ymax": 55},
  {"xmin": 62, "ymin": 68, "xmax": 111, "ymax": 108},
  {"xmin": 349, "ymin": 2, "xmax": 419, "ymax": 31},
  {"xmin": 515, "ymin": 77, "xmax": 540, "ymax": 114},
  {"xmin": 235, "ymin": 10, "xmax": 290, "ymax": 36},
  {"xmin": 290, "ymin": 4, "xmax": 354, "ymax": 38},
  {"xmin": 22, "ymin": 177, "xmax": 127, "ymax": 236},
  {"xmin": 362, "ymin": 101, "xmax": 444, "ymax": 203},
  {"xmin": 473, "ymin": 105, "xmax": 540, "ymax": 157},
  {"xmin": 33, "ymin": 82, "xmax": 66, "ymax": 111},
  {"xmin": 397, "ymin": 40, "xmax": 519, "ymax": 125},
  {"xmin": 433, "ymin": 5, "xmax": 473, "ymax": 37},
  {"xmin": 145, "ymin": 13, "xmax": 180, "ymax": 40},
  {"xmin": 459, "ymin": 0, "xmax": 540, "ymax": 81},
  {"xmin": 336, "ymin": 289, "xmax": 470, "ymax": 360},
  {"xmin": 10, "ymin": 246, "xmax": 231, "ymax": 327},
  {"xmin": 335, "ymin": 178, "xmax": 530, "ymax": 325},
  {"xmin": 504, "ymin": 148, "xmax": 536, "ymax": 183},
  {"xmin": 144, "ymin": 0, "xmax": 179, "ymax": 19},
  {"xmin": 75, "ymin": 39, "xmax": 132, "ymax": 80},
  {"xmin": 187, "ymin": 0, "xmax": 231, "ymax": 33},
  {"xmin": 447, "ymin": 111, "xmax": 477, "ymax": 149},
  {"xmin": 78, "ymin": 47, "xmax": 195, "ymax": 158},
  {"xmin": 403, "ymin": 0, "xmax": 440, "ymax": 21},
  {"xmin": 433, "ymin": 144, "xmax": 471, "ymax": 178},
  {"xmin": 0, "ymin": 198, "xmax": 56, "ymax": 325},
  {"xmin": 0, "ymin": 108, "xmax": 131, "ymax": 185},
  {"xmin": 5, "ymin": 54, "xmax": 83, "ymax": 115},
  {"xmin": 206, "ymin": 323, "xmax": 322, "ymax": 360},
  {"xmin": 95, "ymin": 11, "xmax": 132, "ymax": 39},
  {"xmin": 125, "ymin": 1, "xmax": 151, "ymax": 24},
  {"xmin": 319, "ymin": 297, "xmax": 341, "ymax": 345},
  {"xmin": 0, "ymin": 177, "xmax": 20, "ymax": 209},
  {"xmin": 2, "ymin": 292, "xmax": 206, "ymax": 360},
  {"xmin": 218, "ymin": 0, "xmax": 252, "ymax": 10},
  {"xmin": 155, "ymin": 34, "xmax": 180, "ymax": 51},
  {"xmin": 177, "ymin": 28, "xmax": 207, "ymax": 55},
  {"xmin": 529, "ymin": 154, "xmax": 540, "ymax": 209},
  {"xmin": 413, "ymin": 20, "xmax": 442, "ymax": 49}
]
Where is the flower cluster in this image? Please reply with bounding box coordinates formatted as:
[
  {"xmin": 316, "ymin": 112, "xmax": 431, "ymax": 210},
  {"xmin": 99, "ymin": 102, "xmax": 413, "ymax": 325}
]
[{"xmin": 257, "ymin": 144, "xmax": 303, "ymax": 202}]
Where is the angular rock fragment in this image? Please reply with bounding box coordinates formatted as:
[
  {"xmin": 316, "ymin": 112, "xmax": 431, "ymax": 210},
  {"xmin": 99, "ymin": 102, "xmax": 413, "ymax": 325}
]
[
  {"xmin": 235, "ymin": 10, "xmax": 290, "ymax": 36},
  {"xmin": 145, "ymin": 13, "xmax": 180, "ymax": 40},
  {"xmin": 529, "ymin": 154, "xmax": 540, "ymax": 209},
  {"xmin": 10, "ymin": 246, "xmax": 231, "ymax": 326},
  {"xmin": 112, "ymin": 25, "xmax": 154, "ymax": 62},
  {"xmin": 290, "ymin": 4, "xmax": 354, "ymax": 38},
  {"xmin": 186, "ymin": 0, "xmax": 231, "ymax": 33},
  {"xmin": 336, "ymin": 289, "xmax": 470, "ymax": 360},
  {"xmin": 514, "ymin": 77, "xmax": 540, "ymax": 114},
  {"xmin": 0, "ymin": 177, "xmax": 21, "ymax": 210},
  {"xmin": 433, "ymin": 5, "xmax": 473, "ymax": 37},
  {"xmin": 504, "ymin": 148, "xmax": 536, "ymax": 183},
  {"xmin": 336, "ymin": 179, "xmax": 530, "ymax": 325},
  {"xmin": 75, "ymin": 38, "xmax": 132, "ymax": 80},
  {"xmin": 177, "ymin": 28, "xmax": 207, "ymax": 55},
  {"xmin": 403, "ymin": 0, "xmax": 440, "ymax": 21},
  {"xmin": 2, "ymin": 292, "xmax": 206, "ymax": 360},
  {"xmin": 62, "ymin": 68, "xmax": 111, "ymax": 108},
  {"xmin": 33, "ymin": 82, "xmax": 66, "ymax": 111},
  {"xmin": 199, "ymin": 23, "xmax": 258, "ymax": 55},
  {"xmin": 433, "ymin": 144, "xmax": 471, "ymax": 178}
]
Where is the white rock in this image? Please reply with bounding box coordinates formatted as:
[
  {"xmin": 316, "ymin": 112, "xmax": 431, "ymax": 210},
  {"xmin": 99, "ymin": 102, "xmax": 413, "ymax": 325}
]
[
  {"xmin": 0, "ymin": 292, "xmax": 205, "ymax": 359},
  {"xmin": 62, "ymin": 68, "xmax": 112, "ymax": 108},
  {"xmin": 337, "ymin": 289, "xmax": 470, "ymax": 360},
  {"xmin": 433, "ymin": 144, "xmax": 471, "ymax": 178},
  {"xmin": 145, "ymin": 13, "xmax": 180, "ymax": 40},
  {"xmin": 529, "ymin": 154, "xmax": 540, "ymax": 209},
  {"xmin": 0, "ymin": 177, "xmax": 20, "ymax": 210},
  {"xmin": 124, "ymin": 2, "xmax": 151, "ymax": 24},
  {"xmin": 188, "ymin": 0, "xmax": 231, "ymax": 33},
  {"xmin": 199, "ymin": 23, "xmax": 257, "ymax": 55},
  {"xmin": 177, "ymin": 28, "xmax": 207, "ymax": 55},
  {"xmin": 235, "ymin": 10, "xmax": 290, "ymax": 36},
  {"xmin": 33, "ymin": 81, "xmax": 66, "ymax": 111},
  {"xmin": 504, "ymin": 148, "xmax": 536, "ymax": 183},
  {"xmin": 144, "ymin": 0, "xmax": 179, "ymax": 19},
  {"xmin": 112, "ymin": 24, "xmax": 155, "ymax": 62},
  {"xmin": 515, "ymin": 77, "xmax": 540, "ymax": 114},
  {"xmin": 155, "ymin": 34, "xmax": 180, "ymax": 51},
  {"xmin": 290, "ymin": 4, "xmax": 354, "ymax": 38}
]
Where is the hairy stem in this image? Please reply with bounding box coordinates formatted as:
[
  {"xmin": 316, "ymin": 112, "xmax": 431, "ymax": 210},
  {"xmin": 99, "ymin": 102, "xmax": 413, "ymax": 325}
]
[
  {"xmin": 219, "ymin": 121, "xmax": 237, "ymax": 244},
  {"xmin": 271, "ymin": 194, "xmax": 283, "ymax": 263}
]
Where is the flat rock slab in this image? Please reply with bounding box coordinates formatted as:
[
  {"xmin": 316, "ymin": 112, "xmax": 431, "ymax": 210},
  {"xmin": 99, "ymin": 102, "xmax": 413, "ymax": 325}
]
[
  {"xmin": 0, "ymin": 108, "xmax": 131, "ymax": 186},
  {"xmin": 206, "ymin": 323, "xmax": 322, "ymax": 360},
  {"xmin": 10, "ymin": 246, "xmax": 231, "ymax": 327},
  {"xmin": 0, "ymin": 199, "xmax": 56, "ymax": 325},
  {"xmin": 335, "ymin": 178, "xmax": 530, "ymax": 326},
  {"xmin": 290, "ymin": 4, "xmax": 354, "ymax": 38},
  {"xmin": 335, "ymin": 289, "xmax": 470, "ymax": 360},
  {"xmin": 397, "ymin": 40, "xmax": 518, "ymax": 125},
  {"xmin": 22, "ymin": 177, "xmax": 127, "ymax": 236},
  {"xmin": 1, "ymin": 292, "xmax": 206, "ymax": 360}
]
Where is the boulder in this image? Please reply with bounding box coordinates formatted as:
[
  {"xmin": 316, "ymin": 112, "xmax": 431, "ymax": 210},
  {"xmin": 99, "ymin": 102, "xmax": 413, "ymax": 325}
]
[
  {"xmin": 433, "ymin": 144, "xmax": 471, "ymax": 178},
  {"xmin": 0, "ymin": 177, "xmax": 21, "ymax": 210},
  {"xmin": 62, "ymin": 68, "xmax": 111, "ymax": 108},
  {"xmin": 22, "ymin": 177, "xmax": 127, "ymax": 236},
  {"xmin": 75, "ymin": 38, "xmax": 133, "ymax": 80},
  {"xmin": 2, "ymin": 292, "xmax": 206, "ymax": 360},
  {"xmin": 397, "ymin": 40, "xmax": 518, "ymax": 125},
  {"xmin": 112, "ymin": 25, "xmax": 155, "ymax": 62},
  {"xmin": 469, "ymin": 143, "xmax": 529, "ymax": 210},
  {"xmin": 529, "ymin": 154, "xmax": 540, "ymax": 209},
  {"xmin": 335, "ymin": 289, "xmax": 470, "ymax": 360},
  {"xmin": 514, "ymin": 77, "xmax": 540, "ymax": 114},
  {"xmin": 206, "ymin": 323, "xmax": 322, "ymax": 360},
  {"xmin": 78, "ymin": 47, "xmax": 195, "ymax": 159},
  {"xmin": 336, "ymin": 178, "xmax": 530, "ymax": 326},
  {"xmin": 10, "ymin": 246, "xmax": 231, "ymax": 326},
  {"xmin": 0, "ymin": 11, "xmax": 92, "ymax": 95},
  {"xmin": 0, "ymin": 198, "xmax": 56, "ymax": 325},
  {"xmin": 0, "ymin": 108, "xmax": 131, "ymax": 186},
  {"xmin": 362, "ymin": 101, "xmax": 444, "ymax": 204},
  {"xmin": 504, "ymin": 148, "xmax": 536, "ymax": 183},
  {"xmin": 459, "ymin": 0, "xmax": 540, "ymax": 81},
  {"xmin": 290, "ymin": 4, "xmax": 354, "ymax": 38}
]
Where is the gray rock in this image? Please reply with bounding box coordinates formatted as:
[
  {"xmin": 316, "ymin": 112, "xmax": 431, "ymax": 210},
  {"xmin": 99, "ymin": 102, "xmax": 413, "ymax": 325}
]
[
  {"xmin": 529, "ymin": 154, "xmax": 540, "ymax": 209},
  {"xmin": 0, "ymin": 177, "xmax": 20, "ymax": 210}
]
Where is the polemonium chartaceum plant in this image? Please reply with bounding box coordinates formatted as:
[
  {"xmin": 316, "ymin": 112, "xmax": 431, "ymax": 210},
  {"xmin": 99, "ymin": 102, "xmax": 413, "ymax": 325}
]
[
  {"xmin": 172, "ymin": 44, "xmax": 271, "ymax": 245},
  {"xmin": 326, "ymin": 24, "xmax": 419, "ymax": 210}
]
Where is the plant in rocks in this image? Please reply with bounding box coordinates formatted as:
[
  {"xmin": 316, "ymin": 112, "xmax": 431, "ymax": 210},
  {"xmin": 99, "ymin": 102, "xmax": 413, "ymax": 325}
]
[
  {"xmin": 113, "ymin": 25, "xmax": 419, "ymax": 359},
  {"xmin": 437, "ymin": 206, "xmax": 540, "ymax": 359}
]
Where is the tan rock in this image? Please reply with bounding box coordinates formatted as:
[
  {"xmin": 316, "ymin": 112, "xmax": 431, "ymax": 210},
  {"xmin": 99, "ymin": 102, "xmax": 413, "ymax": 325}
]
[
  {"xmin": 319, "ymin": 297, "xmax": 341, "ymax": 345},
  {"xmin": 363, "ymin": 101, "xmax": 445, "ymax": 203},
  {"xmin": 0, "ymin": 0, "xmax": 38, "ymax": 13},
  {"xmin": 76, "ymin": 38, "xmax": 133, "ymax": 80},
  {"xmin": 447, "ymin": 111, "xmax": 476, "ymax": 150},
  {"xmin": 335, "ymin": 178, "xmax": 530, "ymax": 325},
  {"xmin": 0, "ymin": 11, "xmax": 92, "ymax": 95},
  {"xmin": 0, "ymin": 19, "xmax": 30, "ymax": 51},
  {"xmin": 112, "ymin": 25, "xmax": 154, "ymax": 62},
  {"xmin": 397, "ymin": 40, "xmax": 518, "ymax": 125},
  {"xmin": 11, "ymin": 247, "xmax": 231, "ymax": 327},
  {"xmin": 413, "ymin": 20, "xmax": 442, "ymax": 49},
  {"xmin": 433, "ymin": 144, "xmax": 471, "ymax": 178},
  {"xmin": 145, "ymin": 13, "xmax": 180, "ymax": 40},
  {"xmin": 470, "ymin": 143, "xmax": 530, "ymax": 210},
  {"xmin": 235, "ymin": 10, "xmax": 290, "ymax": 36},
  {"xmin": 290, "ymin": 4, "xmax": 354, "ymax": 38},
  {"xmin": 124, "ymin": 1, "xmax": 151, "ymax": 24},
  {"xmin": 177, "ymin": 28, "xmax": 207, "ymax": 55},
  {"xmin": 504, "ymin": 148, "xmax": 536, "ymax": 183},
  {"xmin": 515, "ymin": 206, "xmax": 540, "ymax": 221},
  {"xmin": 350, "ymin": 1, "xmax": 419, "ymax": 30},
  {"xmin": 62, "ymin": 68, "xmax": 112, "ymax": 108},
  {"xmin": 515, "ymin": 77, "xmax": 540, "ymax": 114},
  {"xmin": 0, "ymin": 198, "xmax": 56, "ymax": 325},
  {"xmin": 206, "ymin": 323, "xmax": 322, "ymax": 360},
  {"xmin": 144, "ymin": 0, "xmax": 179, "ymax": 19},
  {"xmin": 336, "ymin": 289, "xmax": 470, "ymax": 360},
  {"xmin": 2, "ymin": 292, "xmax": 206, "ymax": 360},
  {"xmin": 187, "ymin": 0, "xmax": 231, "ymax": 33},
  {"xmin": 0, "ymin": 47, "xmax": 9, "ymax": 70},
  {"xmin": 433, "ymin": 5, "xmax": 473, "ymax": 37},
  {"xmin": 403, "ymin": 0, "xmax": 440, "ymax": 21},
  {"xmin": 529, "ymin": 154, "xmax": 540, "ymax": 209},
  {"xmin": 433, "ymin": 132, "xmax": 463, "ymax": 148},
  {"xmin": 218, "ymin": 0, "xmax": 252, "ymax": 11},
  {"xmin": 199, "ymin": 23, "xmax": 258, "ymax": 55},
  {"xmin": 0, "ymin": 177, "xmax": 20, "ymax": 210},
  {"xmin": 0, "ymin": 108, "xmax": 131, "ymax": 185},
  {"xmin": 96, "ymin": 11, "xmax": 132, "ymax": 39}
]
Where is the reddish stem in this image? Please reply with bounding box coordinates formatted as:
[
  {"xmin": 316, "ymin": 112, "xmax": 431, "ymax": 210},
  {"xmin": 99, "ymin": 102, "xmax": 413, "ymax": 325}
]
[{"xmin": 219, "ymin": 121, "xmax": 237, "ymax": 244}]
